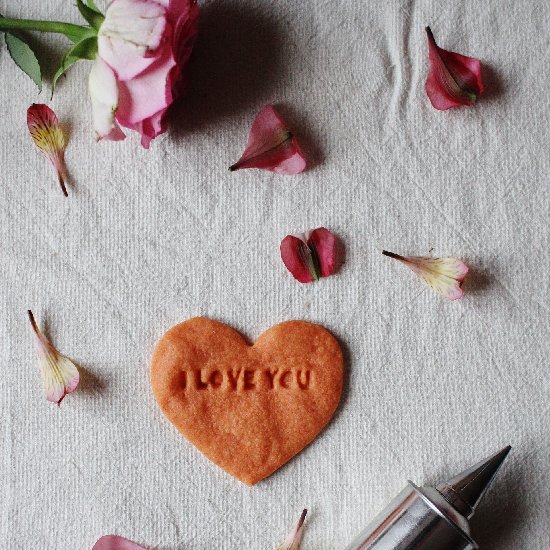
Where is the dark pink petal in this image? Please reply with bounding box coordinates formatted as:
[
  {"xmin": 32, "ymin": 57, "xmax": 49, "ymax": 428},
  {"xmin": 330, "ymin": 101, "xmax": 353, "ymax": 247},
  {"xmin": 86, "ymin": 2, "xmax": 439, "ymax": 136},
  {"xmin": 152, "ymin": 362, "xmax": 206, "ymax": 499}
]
[
  {"xmin": 280, "ymin": 235, "xmax": 315, "ymax": 283},
  {"xmin": 93, "ymin": 535, "xmax": 146, "ymax": 550},
  {"xmin": 280, "ymin": 227, "xmax": 337, "ymax": 284},
  {"xmin": 307, "ymin": 227, "xmax": 335, "ymax": 277},
  {"xmin": 169, "ymin": 0, "xmax": 200, "ymax": 99},
  {"xmin": 425, "ymin": 27, "xmax": 483, "ymax": 110},
  {"xmin": 230, "ymin": 105, "xmax": 306, "ymax": 174}
]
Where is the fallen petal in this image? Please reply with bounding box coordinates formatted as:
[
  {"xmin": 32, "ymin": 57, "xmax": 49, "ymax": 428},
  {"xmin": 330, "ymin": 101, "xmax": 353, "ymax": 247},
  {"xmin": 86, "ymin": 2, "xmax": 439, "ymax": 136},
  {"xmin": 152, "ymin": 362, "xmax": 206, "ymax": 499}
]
[
  {"xmin": 93, "ymin": 535, "xmax": 147, "ymax": 550},
  {"xmin": 307, "ymin": 227, "xmax": 336, "ymax": 277},
  {"xmin": 230, "ymin": 105, "xmax": 306, "ymax": 174},
  {"xmin": 28, "ymin": 310, "xmax": 79, "ymax": 406},
  {"xmin": 27, "ymin": 103, "xmax": 68, "ymax": 196},
  {"xmin": 382, "ymin": 250, "xmax": 469, "ymax": 300},
  {"xmin": 425, "ymin": 27, "xmax": 483, "ymax": 110},
  {"xmin": 277, "ymin": 509, "xmax": 307, "ymax": 550},
  {"xmin": 280, "ymin": 227, "xmax": 336, "ymax": 283},
  {"xmin": 281, "ymin": 235, "xmax": 317, "ymax": 283}
]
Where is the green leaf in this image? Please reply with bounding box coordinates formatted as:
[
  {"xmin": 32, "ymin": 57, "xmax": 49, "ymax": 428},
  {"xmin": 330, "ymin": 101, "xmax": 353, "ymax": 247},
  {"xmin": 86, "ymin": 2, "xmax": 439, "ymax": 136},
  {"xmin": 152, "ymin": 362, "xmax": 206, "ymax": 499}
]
[
  {"xmin": 76, "ymin": 0, "xmax": 104, "ymax": 30},
  {"xmin": 0, "ymin": 12, "xmax": 90, "ymax": 44},
  {"xmin": 65, "ymin": 27, "xmax": 91, "ymax": 43},
  {"xmin": 53, "ymin": 35, "xmax": 98, "ymax": 91},
  {"xmin": 4, "ymin": 31, "xmax": 42, "ymax": 91},
  {"xmin": 87, "ymin": 0, "xmax": 103, "ymax": 15},
  {"xmin": 57, "ymin": 23, "xmax": 96, "ymax": 44}
]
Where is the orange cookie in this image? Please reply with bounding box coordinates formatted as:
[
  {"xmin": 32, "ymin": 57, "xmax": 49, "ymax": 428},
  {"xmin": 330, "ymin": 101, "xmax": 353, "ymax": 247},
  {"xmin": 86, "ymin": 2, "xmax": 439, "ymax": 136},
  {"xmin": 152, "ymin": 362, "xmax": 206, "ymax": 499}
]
[{"xmin": 151, "ymin": 317, "xmax": 344, "ymax": 485}]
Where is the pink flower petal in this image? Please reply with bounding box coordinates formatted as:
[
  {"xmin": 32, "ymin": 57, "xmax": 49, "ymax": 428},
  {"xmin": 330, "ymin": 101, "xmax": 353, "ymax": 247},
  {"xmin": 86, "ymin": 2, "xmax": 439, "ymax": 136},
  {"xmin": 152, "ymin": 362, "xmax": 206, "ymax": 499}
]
[
  {"xmin": 276, "ymin": 509, "xmax": 307, "ymax": 550},
  {"xmin": 89, "ymin": 58, "xmax": 126, "ymax": 143},
  {"xmin": 121, "ymin": 110, "xmax": 166, "ymax": 149},
  {"xmin": 281, "ymin": 236, "xmax": 315, "ymax": 283},
  {"xmin": 382, "ymin": 250, "xmax": 469, "ymax": 300},
  {"xmin": 97, "ymin": 0, "xmax": 168, "ymax": 81},
  {"xmin": 172, "ymin": 1, "xmax": 200, "ymax": 65},
  {"xmin": 116, "ymin": 47, "xmax": 176, "ymax": 126},
  {"xmin": 93, "ymin": 535, "xmax": 147, "ymax": 550},
  {"xmin": 281, "ymin": 227, "xmax": 336, "ymax": 283},
  {"xmin": 169, "ymin": 1, "xmax": 200, "ymax": 99},
  {"xmin": 92, "ymin": 0, "xmax": 199, "ymax": 148},
  {"xmin": 27, "ymin": 104, "xmax": 68, "ymax": 196},
  {"xmin": 307, "ymin": 227, "xmax": 336, "ymax": 277},
  {"xmin": 425, "ymin": 27, "xmax": 483, "ymax": 110},
  {"xmin": 230, "ymin": 105, "xmax": 306, "ymax": 174},
  {"xmin": 28, "ymin": 310, "xmax": 79, "ymax": 406}
]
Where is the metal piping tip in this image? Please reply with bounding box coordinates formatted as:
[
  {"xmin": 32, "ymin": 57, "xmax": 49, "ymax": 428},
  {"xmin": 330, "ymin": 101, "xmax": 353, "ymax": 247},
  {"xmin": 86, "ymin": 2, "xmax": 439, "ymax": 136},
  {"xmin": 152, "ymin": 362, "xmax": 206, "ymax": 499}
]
[{"xmin": 436, "ymin": 446, "xmax": 512, "ymax": 519}]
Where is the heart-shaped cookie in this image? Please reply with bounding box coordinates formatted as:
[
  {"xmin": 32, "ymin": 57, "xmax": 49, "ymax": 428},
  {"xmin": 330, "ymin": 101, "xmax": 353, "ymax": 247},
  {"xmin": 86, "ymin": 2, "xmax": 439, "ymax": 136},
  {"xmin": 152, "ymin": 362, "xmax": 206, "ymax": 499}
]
[{"xmin": 151, "ymin": 318, "xmax": 343, "ymax": 485}]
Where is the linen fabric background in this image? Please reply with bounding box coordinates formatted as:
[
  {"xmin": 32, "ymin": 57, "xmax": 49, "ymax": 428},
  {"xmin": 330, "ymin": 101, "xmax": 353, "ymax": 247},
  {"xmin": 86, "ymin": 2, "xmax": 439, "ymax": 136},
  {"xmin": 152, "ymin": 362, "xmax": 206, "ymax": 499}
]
[{"xmin": 1, "ymin": 0, "xmax": 548, "ymax": 548}]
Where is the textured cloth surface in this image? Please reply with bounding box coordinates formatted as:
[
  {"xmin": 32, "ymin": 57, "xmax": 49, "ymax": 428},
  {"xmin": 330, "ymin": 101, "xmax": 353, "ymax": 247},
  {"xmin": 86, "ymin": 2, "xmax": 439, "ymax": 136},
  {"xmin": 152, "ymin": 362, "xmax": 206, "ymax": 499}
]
[{"xmin": 1, "ymin": 1, "xmax": 549, "ymax": 549}]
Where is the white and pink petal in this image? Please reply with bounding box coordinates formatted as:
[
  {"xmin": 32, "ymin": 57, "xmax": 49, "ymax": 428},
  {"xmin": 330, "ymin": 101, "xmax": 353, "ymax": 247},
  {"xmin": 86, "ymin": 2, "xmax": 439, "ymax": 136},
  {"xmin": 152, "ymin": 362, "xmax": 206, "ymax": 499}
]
[
  {"xmin": 115, "ymin": 48, "xmax": 176, "ymax": 127},
  {"xmin": 277, "ymin": 510, "xmax": 307, "ymax": 550},
  {"xmin": 98, "ymin": 0, "xmax": 168, "ymax": 81},
  {"xmin": 89, "ymin": 58, "xmax": 126, "ymax": 142},
  {"xmin": 382, "ymin": 251, "xmax": 468, "ymax": 300},
  {"xmin": 28, "ymin": 310, "xmax": 79, "ymax": 406}
]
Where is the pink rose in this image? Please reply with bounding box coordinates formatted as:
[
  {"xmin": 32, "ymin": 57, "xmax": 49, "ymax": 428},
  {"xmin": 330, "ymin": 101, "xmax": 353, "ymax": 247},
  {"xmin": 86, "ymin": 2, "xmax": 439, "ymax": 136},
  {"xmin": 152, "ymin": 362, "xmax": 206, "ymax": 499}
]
[{"xmin": 89, "ymin": 0, "xmax": 199, "ymax": 148}]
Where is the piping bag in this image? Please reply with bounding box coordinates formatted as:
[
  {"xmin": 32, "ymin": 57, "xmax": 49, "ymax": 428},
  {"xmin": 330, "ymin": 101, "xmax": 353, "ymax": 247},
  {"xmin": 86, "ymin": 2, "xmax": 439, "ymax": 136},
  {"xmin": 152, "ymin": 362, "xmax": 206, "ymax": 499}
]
[{"xmin": 344, "ymin": 446, "xmax": 511, "ymax": 550}]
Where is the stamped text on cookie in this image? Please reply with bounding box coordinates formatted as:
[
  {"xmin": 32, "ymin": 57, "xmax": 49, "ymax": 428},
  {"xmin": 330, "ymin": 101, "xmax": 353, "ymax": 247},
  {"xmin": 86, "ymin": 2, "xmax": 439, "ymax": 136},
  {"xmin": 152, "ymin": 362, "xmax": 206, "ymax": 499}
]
[{"xmin": 180, "ymin": 368, "xmax": 312, "ymax": 391}]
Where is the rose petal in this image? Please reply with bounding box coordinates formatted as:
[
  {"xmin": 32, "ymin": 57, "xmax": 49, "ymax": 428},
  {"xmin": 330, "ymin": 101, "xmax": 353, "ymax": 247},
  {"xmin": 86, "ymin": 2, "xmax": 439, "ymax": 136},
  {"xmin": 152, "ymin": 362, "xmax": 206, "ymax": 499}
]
[
  {"xmin": 425, "ymin": 27, "xmax": 483, "ymax": 110},
  {"xmin": 28, "ymin": 310, "xmax": 80, "ymax": 406},
  {"xmin": 94, "ymin": 0, "xmax": 199, "ymax": 148},
  {"xmin": 98, "ymin": 0, "xmax": 168, "ymax": 81},
  {"xmin": 276, "ymin": 509, "xmax": 307, "ymax": 550},
  {"xmin": 281, "ymin": 228, "xmax": 336, "ymax": 283},
  {"xmin": 382, "ymin": 250, "xmax": 469, "ymax": 300},
  {"xmin": 116, "ymin": 47, "xmax": 176, "ymax": 126},
  {"xmin": 89, "ymin": 58, "xmax": 126, "ymax": 142},
  {"xmin": 230, "ymin": 105, "xmax": 306, "ymax": 174},
  {"xmin": 169, "ymin": 0, "xmax": 200, "ymax": 99},
  {"xmin": 171, "ymin": 1, "xmax": 200, "ymax": 64},
  {"xmin": 121, "ymin": 110, "xmax": 166, "ymax": 149},
  {"xmin": 27, "ymin": 104, "xmax": 68, "ymax": 196},
  {"xmin": 93, "ymin": 535, "xmax": 147, "ymax": 550}
]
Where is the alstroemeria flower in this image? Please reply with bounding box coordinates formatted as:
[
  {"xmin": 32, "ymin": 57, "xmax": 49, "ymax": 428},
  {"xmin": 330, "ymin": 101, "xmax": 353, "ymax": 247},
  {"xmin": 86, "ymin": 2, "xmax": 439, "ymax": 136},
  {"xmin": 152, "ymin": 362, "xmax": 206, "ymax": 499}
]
[
  {"xmin": 425, "ymin": 27, "xmax": 483, "ymax": 110},
  {"xmin": 91, "ymin": 0, "xmax": 199, "ymax": 148},
  {"xmin": 276, "ymin": 510, "xmax": 307, "ymax": 550},
  {"xmin": 281, "ymin": 227, "xmax": 336, "ymax": 283},
  {"xmin": 382, "ymin": 250, "xmax": 469, "ymax": 300},
  {"xmin": 230, "ymin": 105, "xmax": 306, "ymax": 174},
  {"xmin": 28, "ymin": 310, "xmax": 79, "ymax": 405},
  {"xmin": 27, "ymin": 104, "xmax": 68, "ymax": 196},
  {"xmin": 93, "ymin": 535, "xmax": 146, "ymax": 550}
]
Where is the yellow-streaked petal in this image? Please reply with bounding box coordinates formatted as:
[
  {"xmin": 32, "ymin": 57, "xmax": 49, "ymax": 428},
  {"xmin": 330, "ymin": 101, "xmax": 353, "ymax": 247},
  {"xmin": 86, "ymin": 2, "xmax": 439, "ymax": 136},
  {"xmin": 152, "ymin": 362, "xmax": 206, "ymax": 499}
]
[
  {"xmin": 27, "ymin": 103, "xmax": 68, "ymax": 196},
  {"xmin": 28, "ymin": 310, "xmax": 79, "ymax": 406},
  {"xmin": 276, "ymin": 510, "xmax": 307, "ymax": 550},
  {"xmin": 382, "ymin": 251, "xmax": 469, "ymax": 301}
]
